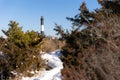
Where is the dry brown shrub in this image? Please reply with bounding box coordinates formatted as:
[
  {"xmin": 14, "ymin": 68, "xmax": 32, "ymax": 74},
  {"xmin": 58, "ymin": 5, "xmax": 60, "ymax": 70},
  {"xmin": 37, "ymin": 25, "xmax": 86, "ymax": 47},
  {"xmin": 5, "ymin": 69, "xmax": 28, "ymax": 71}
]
[{"xmin": 61, "ymin": 15, "xmax": 120, "ymax": 80}]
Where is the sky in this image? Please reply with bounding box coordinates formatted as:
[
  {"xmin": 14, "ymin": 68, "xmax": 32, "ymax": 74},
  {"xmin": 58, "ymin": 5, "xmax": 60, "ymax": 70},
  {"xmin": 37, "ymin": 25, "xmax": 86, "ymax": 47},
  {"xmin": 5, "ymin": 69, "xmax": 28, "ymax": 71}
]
[{"xmin": 0, "ymin": 0, "xmax": 101, "ymax": 37}]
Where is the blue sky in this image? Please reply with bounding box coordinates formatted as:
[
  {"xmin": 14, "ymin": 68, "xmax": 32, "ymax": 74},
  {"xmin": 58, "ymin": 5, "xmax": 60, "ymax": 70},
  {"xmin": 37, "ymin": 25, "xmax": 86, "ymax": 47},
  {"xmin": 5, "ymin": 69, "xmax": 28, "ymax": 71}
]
[{"xmin": 0, "ymin": 0, "xmax": 100, "ymax": 37}]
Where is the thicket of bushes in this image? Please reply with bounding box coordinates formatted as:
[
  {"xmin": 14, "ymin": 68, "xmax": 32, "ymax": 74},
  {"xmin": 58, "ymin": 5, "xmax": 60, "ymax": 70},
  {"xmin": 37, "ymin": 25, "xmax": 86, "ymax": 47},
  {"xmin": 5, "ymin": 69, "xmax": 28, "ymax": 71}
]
[
  {"xmin": 54, "ymin": 0, "xmax": 120, "ymax": 80},
  {"xmin": 0, "ymin": 21, "xmax": 45, "ymax": 80}
]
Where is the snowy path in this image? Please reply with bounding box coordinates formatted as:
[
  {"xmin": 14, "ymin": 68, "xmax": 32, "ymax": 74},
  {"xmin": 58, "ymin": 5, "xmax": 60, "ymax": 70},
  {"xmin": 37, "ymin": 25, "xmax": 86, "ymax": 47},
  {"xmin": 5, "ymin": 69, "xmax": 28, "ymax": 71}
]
[{"xmin": 22, "ymin": 50, "xmax": 63, "ymax": 80}]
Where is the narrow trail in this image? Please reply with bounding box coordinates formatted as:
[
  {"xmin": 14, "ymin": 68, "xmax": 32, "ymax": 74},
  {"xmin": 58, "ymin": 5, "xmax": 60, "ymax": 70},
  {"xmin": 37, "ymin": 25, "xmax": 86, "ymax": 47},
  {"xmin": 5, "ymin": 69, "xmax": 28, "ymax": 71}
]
[{"xmin": 22, "ymin": 50, "xmax": 63, "ymax": 80}]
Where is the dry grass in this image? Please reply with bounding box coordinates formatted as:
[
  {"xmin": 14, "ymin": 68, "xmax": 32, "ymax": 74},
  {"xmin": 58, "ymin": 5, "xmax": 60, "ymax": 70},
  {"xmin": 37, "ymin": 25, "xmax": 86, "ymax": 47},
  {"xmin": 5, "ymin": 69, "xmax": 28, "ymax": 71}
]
[{"xmin": 41, "ymin": 38, "xmax": 65, "ymax": 52}]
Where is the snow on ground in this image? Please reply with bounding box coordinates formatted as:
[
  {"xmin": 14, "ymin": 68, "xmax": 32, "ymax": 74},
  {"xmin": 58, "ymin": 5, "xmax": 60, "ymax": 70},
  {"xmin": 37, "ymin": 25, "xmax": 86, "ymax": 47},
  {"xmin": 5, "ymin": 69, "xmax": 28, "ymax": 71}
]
[{"xmin": 22, "ymin": 50, "xmax": 63, "ymax": 80}]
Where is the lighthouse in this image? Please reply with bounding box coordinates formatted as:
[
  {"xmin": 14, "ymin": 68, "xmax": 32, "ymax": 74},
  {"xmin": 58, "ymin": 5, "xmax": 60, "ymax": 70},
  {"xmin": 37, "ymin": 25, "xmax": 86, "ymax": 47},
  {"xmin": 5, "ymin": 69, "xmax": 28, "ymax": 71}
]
[{"xmin": 40, "ymin": 16, "xmax": 44, "ymax": 35}]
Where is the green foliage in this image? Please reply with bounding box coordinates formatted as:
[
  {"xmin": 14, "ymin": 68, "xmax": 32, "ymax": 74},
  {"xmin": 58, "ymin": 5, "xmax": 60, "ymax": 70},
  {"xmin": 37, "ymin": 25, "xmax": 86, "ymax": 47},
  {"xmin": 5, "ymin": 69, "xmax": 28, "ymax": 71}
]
[
  {"xmin": 2, "ymin": 21, "xmax": 24, "ymax": 48},
  {"xmin": 95, "ymin": 0, "xmax": 120, "ymax": 22},
  {"xmin": 2, "ymin": 21, "xmax": 43, "ymax": 49},
  {"xmin": 0, "ymin": 21, "xmax": 45, "ymax": 79},
  {"xmin": 98, "ymin": 0, "xmax": 120, "ymax": 15},
  {"xmin": 66, "ymin": 2, "xmax": 94, "ymax": 26},
  {"xmin": 24, "ymin": 30, "xmax": 43, "ymax": 48},
  {"xmin": 54, "ymin": 24, "xmax": 69, "ymax": 40}
]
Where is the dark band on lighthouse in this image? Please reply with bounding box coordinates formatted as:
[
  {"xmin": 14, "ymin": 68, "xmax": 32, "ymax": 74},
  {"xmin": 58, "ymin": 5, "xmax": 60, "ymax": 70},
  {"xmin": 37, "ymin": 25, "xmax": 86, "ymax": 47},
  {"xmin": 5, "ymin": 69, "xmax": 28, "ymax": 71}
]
[
  {"xmin": 40, "ymin": 16, "xmax": 44, "ymax": 35},
  {"xmin": 41, "ymin": 16, "xmax": 44, "ymax": 25}
]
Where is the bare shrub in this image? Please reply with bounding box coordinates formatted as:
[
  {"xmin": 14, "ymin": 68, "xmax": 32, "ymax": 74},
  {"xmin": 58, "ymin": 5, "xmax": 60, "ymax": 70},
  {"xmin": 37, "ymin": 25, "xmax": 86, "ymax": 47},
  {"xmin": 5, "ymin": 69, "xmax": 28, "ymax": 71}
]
[{"xmin": 60, "ymin": 14, "xmax": 120, "ymax": 80}]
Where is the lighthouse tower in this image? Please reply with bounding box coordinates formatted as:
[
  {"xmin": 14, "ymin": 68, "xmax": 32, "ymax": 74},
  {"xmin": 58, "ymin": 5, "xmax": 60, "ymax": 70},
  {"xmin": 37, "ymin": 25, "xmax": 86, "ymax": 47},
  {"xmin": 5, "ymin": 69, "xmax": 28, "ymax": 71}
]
[{"xmin": 40, "ymin": 16, "xmax": 44, "ymax": 35}]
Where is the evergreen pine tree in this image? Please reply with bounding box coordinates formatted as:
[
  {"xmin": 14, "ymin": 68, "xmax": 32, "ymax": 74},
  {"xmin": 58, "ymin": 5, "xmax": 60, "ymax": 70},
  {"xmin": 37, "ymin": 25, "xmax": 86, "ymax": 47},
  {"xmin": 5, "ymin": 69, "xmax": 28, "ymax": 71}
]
[{"xmin": 0, "ymin": 21, "xmax": 45, "ymax": 79}]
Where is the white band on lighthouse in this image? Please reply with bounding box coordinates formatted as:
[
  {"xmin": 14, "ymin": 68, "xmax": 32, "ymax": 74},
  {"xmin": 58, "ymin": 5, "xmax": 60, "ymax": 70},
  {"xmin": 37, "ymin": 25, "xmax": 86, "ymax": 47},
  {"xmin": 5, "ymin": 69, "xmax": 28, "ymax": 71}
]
[{"xmin": 41, "ymin": 25, "xmax": 44, "ymax": 31}]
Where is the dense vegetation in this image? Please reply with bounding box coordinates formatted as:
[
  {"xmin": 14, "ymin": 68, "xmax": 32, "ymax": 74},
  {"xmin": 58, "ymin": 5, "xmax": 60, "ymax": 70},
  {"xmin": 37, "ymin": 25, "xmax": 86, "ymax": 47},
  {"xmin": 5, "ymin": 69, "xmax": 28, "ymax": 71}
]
[
  {"xmin": 0, "ymin": 0, "xmax": 120, "ymax": 80},
  {"xmin": 54, "ymin": 0, "xmax": 120, "ymax": 80},
  {"xmin": 0, "ymin": 21, "xmax": 45, "ymax": 79}
]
